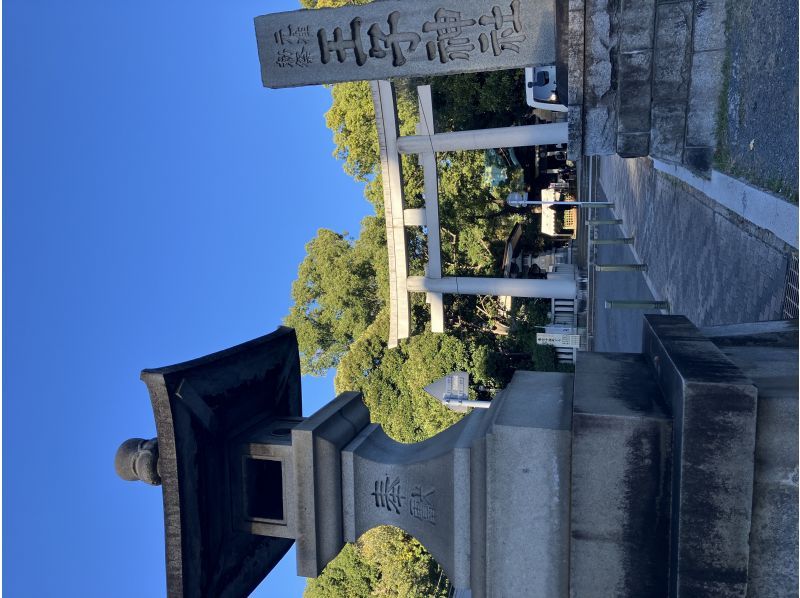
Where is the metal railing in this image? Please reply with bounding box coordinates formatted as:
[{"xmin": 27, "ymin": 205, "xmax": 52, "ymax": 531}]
[{"xmin": 782, "ymin": 252, "xmax": 799, "ymax": 319}]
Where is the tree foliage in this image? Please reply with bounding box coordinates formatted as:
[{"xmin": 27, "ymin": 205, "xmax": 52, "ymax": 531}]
[
  {"xmin": 334, "ymin": 312, "xmax": 504, "ymax": 442},
  {"xmin": 284, "ymin": 218, "xmax": 388, "ymax": 375},
  {"xmin": 304, "ymin": 527, "xmax": 449, "ymax": 598}
]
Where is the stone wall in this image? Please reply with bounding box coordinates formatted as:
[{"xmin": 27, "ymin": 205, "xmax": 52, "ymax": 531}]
[{"xmin": 568, "ymin": 0, "xmax": 727, "ymax": 174}]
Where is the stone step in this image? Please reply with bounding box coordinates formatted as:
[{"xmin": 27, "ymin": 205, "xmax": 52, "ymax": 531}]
[{"xmin": 569, "ymin": 351, "xmax": 673, "ymax": 597}]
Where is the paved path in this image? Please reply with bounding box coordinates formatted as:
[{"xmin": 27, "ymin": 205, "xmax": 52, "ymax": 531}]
[
  {"xmin": 590, "ymin": 200, "xmax": 661, "ymax": 353},
  {"xmin": 597, "ymin": 156, "xmax": 791, "ymax": 334}
]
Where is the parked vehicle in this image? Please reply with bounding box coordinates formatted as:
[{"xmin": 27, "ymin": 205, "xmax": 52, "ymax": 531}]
[{"xmin": 524, "ymin": 66, "xmax": 568, "ymax": 112}]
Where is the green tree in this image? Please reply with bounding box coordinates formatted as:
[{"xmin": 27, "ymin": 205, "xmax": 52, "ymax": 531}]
[
  {"xmin": 304, "ymin": 527, "xmax": 448, "ymax": 598},
  {"xmin": 284, "ymin": 219, "xmax": 388, "ymax": 375},
  {"xmin": 335, "ymin": 313, "xmax": 502, "ymax": 443},
  {"xmin": 303, "ymin": 542, "xmax": 377, "ymax": 598}
]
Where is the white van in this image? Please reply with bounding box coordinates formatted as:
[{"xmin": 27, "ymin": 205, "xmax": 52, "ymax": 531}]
[{"xmin": 524, "ymin": 66, "xmax": 568, "ymax": 112}]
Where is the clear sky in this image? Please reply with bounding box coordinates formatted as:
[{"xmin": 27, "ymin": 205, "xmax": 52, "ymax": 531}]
[{"xmin": 4, "ymin": 1, "xmax": 371, "ymax": 595}]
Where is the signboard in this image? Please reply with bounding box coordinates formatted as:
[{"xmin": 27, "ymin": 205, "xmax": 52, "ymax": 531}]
[
  {"xmin": 544, "ymin": 325, "xmax": 574, "ymax": 334},
  {"xmin": 255, "ymin": 0, "xmax": 556, "ymax": 88},
  {"xmin": 424, "ymin": 371, "xmax": 469, "ymax": 402},
  {"xmin": 536, "ymin": 333, "xmax": 581, "ymax": 348}
]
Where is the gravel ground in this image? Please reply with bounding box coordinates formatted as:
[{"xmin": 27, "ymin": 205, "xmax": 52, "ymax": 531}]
[{"xmin": 717, "ymin": 0, "xmax": 799, "ymax": 201}]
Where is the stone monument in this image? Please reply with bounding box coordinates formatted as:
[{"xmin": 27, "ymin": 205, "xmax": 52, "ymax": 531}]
[
  {"xmin": 116, "ymin": 317, "xmax": 798, "ymax": 597},
  {"xmin": 255, "ymin": 0, "xmax": 556, "ymax": 88}
]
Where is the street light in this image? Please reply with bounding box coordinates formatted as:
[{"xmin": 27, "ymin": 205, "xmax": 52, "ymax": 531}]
[{"xmin": 506, "ymin": 191, "xmax": 613, "ymax": 208}]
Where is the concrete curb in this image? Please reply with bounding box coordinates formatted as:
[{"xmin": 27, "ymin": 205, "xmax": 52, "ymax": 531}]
[{"xmin": 652, "ymin": 159, "xmax": 799, "ymax": 249}]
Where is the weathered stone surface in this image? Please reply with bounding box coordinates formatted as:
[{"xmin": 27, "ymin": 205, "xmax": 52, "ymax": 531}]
[
  {"xmin": 555, "ymin": 0, "xmax": 569, "ymax": 103},
  {"xmin": 567, "ymin": 1, "xmax": 584, "ymax": 162},
  {"xmin": 567, "ymin": 6, "xmax": 585, "ymax": 106},
  {"xmin": 650, "ymin": 103, "xmax": 686, "ymax": 162},
  {"xmin": 342, "ymin": 414, "xmax": 481, "ymax": 589},
  {"xmin": 293, "ymin": 391, "xmax": 370, "ymax": 577},
  {"xmin": 584, "ymin": 0, "xmax": 618, "ymax": 104},
  {"xmin": 652, "ymin": 1, "xmax": 693, "ymax": 103},
  {"xmin": 341, "ymin": 370, "xmax": 573, "ymax": 597},
  {"xmin": 617, "ymin": 132, "xmax": 650, "ymax": 157},
  {"xmin": 585, "ymin": 105, "xmax": 617, "ymax": 155},
  {"xmin": 685, "ymin": 49, "xmax": 725, "ymax": 148},
  {"xmin": 707, "ymin": 323, "xmax": 799, "ymax": 598},
  {"xmin": 693, "ymin": 0, "xmax": 727, "ymax": 52},
  {"xmin": 682, "ymin": 146, "xmax": 713, "ymax": 173},
  {"xmin": 618, "ymin": 50, "xmax": 653, "ymax": 133},
  {"xmin": 569, "ymin": 0, "xmax": 585, "ymax": 14},
  {"xmin": 255, "ymin": 0, "xmax": 556, "ymax": 88},
  {"xmin": 570, "ymin": 352, "xmax": 672, "ymax": 598},
  {"xmin": 582, "ymin": 0, "xmax": 619, "ymax": 155},
  {"xmin": 484, "ymin": 371, "xmax": 572, "ymax": 598},
  {"xmin": 568, "ymin": 104, "xmax": 583, "ymax": 160},
  {"xmin": 138, "ymin": 327, "xmax": 304, "ymax": 598},
  {"xmin": 619, "ymin": 0, "xmax": 655, "ymax": 52},
  {"xmin": 643, "ymin": 315, "xmax": 758, "ymax": 598}
]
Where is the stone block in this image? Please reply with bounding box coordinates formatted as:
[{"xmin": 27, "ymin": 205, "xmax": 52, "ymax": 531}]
[
  {"xmin": 643, "ymin": 315, "xmax": 758, "ymax": 598},
  {"xmin": 685, "ymin": 49, "xmax": 725, "ymax": 147},
  {"xmin": 568, "ymin": 104, "xmax": 583, "ymax": 160},
  {"xmin": 584, "ymin": 105, "xmax": 617, "ymax": 155},
  {"xmin": 569, "ymin": 0, "xmax": 585, "ymax": 14},
  {"xmin": 570, "ymin": 352, "xmax": 673, "ymax": 597},
  {"xmin": 710, "ymin": 334, "xmax": 799, "ymax": 598},
  {"xmin": 693, "ymin": 0, "xmax": 727, "ymax": 52},
  {"xmin": 567, "ymin": 7, "xmax": 585, "ymax": 106},
  {"xmin": 255, "ymin": 0, "xmax": 557, "ymax": 88},
  {"xmin": 293, "ymin": 391, "xmax": 371, "ymax": 577},
  {"xmin": 584, "ymin": 0, "xmax": 619, "ymax": 105},
  {"xmin": 618, "ymin": 50, "xmax": 653, "ymax": 133},
  {"xmin": 650, "ymin": 102, "xmax": 686, "ymax": 162},
  {"xmin": 484, "ymin": 371, "xmax": 573, "ymax": 598},
  {"xmin": 556, "ymin": 0, "xmax": 570, "ymax": 104},
  {"xmin": 652, "ymin": 1, "xmax": 693, "ymax": 103},
  {"xmin": 619, "ymin": 0, "xmax": 655, "ymax": 52},
  {"xmin": 617, "ymin": 132, "xmax": 650, "ymax": 157}
]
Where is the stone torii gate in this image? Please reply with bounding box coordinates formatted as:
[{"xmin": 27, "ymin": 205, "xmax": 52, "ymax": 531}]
[
  {"xmin": 253, "ymin": 0, "xmax": 574, "ymax": 348},
  {"xmin": 373, "ymin": 80, "xmax": 573, "ymax": 347}
]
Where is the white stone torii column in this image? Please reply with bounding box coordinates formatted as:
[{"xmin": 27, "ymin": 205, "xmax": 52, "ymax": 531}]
[
  {"xmin": 397, "ymin": 122, "xmax": 568, "ymax": 155},
  {"xmin": 407, "ymin": 276, "xmax": 576, "ymax": 299}
]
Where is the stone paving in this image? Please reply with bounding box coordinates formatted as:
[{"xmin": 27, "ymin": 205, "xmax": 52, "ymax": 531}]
[
  {"xmin": 590, "ymin": 200, "xmax": 662, "ymax": 353},
  {"xmin": 594, "ymin": 155, "xmax": 791, "ymax": 348}
]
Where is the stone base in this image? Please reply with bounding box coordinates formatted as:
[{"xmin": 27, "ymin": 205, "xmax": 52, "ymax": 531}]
[
  {"xmin": 570, "ymin": 352, "xmax": 672, "ymax": 597},
  {"xmin": 481, "ymin": 371, "xmax": 573, "ymax": 597}
]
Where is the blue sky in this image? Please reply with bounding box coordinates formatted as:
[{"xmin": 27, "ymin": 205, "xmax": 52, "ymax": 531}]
[{"xmin": 4, "ymin": 1, "xmax": 370, "ymax": 595}]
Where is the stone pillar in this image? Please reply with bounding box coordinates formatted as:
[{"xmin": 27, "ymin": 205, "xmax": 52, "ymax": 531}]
[
  {"xmin": 341, "ymin": 370, "xmax": 573, "ymax": 595},
  {"xmin": 595, "ymin": 263, "xmax": 648, "ymax": 272},
  {"xmin": 593, "ymin": 237, "xmax": 634, "ymax": 245},
  {"xmin": 396, "ymin": 123, "xmax": 568, "ymax": 154},
  {"xmin": 407, "ymin": 275, "xmax": 576, "ymax": 300}
]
